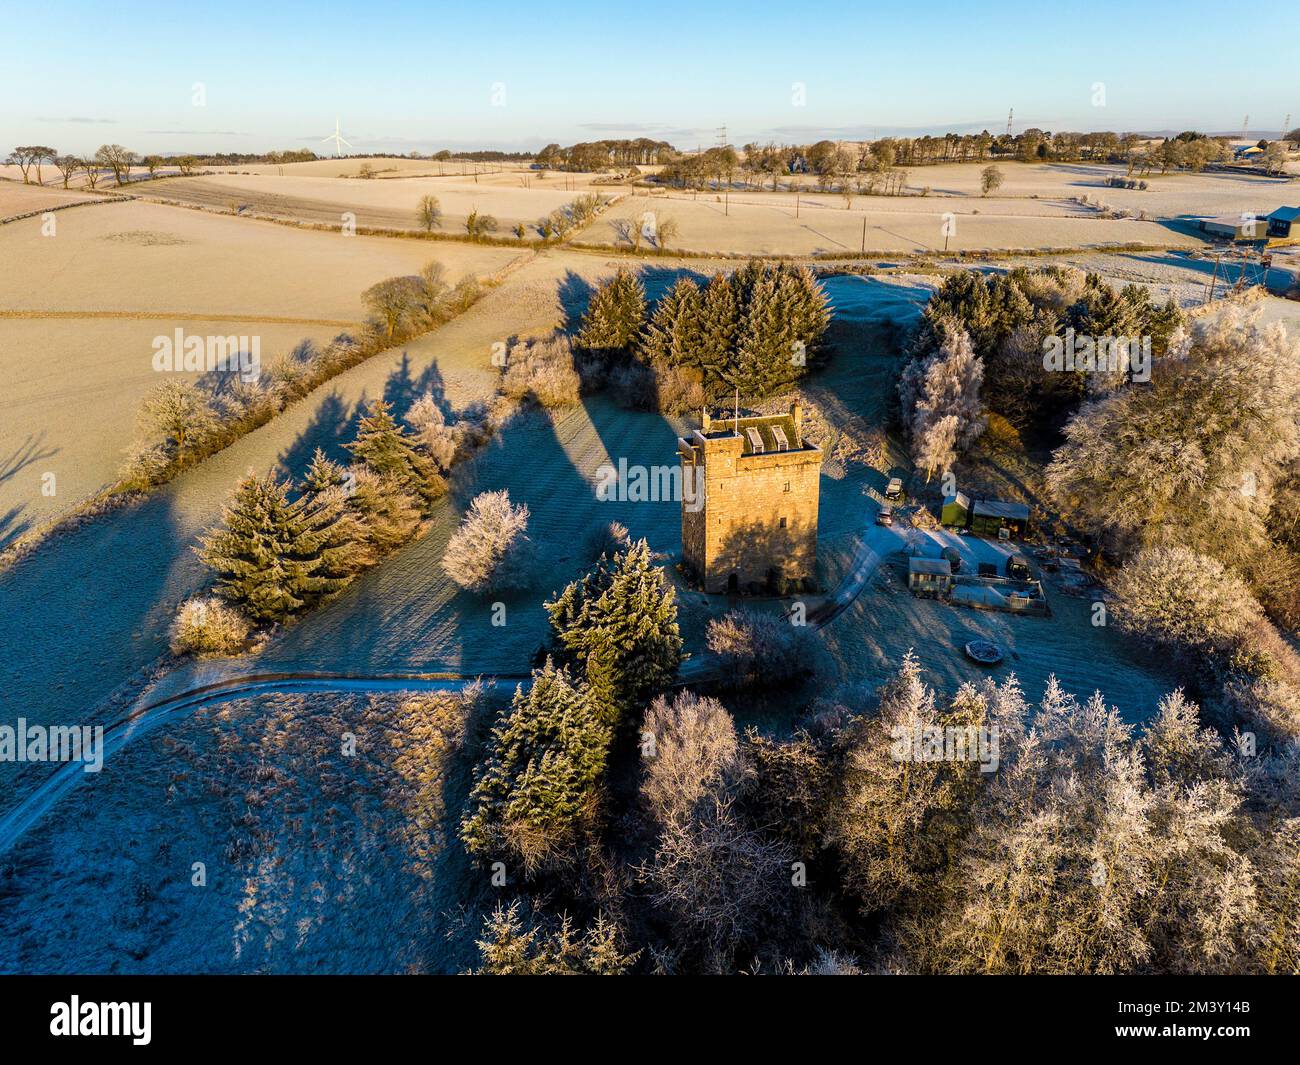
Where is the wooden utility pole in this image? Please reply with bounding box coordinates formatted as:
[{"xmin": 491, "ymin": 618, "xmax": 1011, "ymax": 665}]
[
  {"xmin": 861, "ymin": 217, "xmax": 867, "ymax": 253},
  {"xmin": 795, "ymin": 192, "xmax": 800, "ymax": 218},
  {"xmin": 1206, "ymin": 251, "xmax": 1224, "ymax": 303}
]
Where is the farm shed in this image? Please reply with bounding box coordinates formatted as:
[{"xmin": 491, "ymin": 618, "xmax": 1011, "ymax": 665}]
[
  {"xmin": 970, "ymin": 499, "xmax": 1030, "ymax": 539},
  {"xmin": 941, "ymin": 491, "xmax": 971, "ymax": 528},
  {"xmin": 908, "ymin": 556, "xmax": 953, "ymax": 597},
  {"xmin": 1199, "ymin": 214, "xmax": 1268, "ymax": 241},
  {"xmin": 1268, "ymin": 206, "xmax": 1300, "ymax": 239}
]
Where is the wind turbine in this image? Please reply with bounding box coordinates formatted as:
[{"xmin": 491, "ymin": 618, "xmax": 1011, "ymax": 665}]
[{"xmin": 321, "ymin": 118, "xmax": 353, "ymax": 158}]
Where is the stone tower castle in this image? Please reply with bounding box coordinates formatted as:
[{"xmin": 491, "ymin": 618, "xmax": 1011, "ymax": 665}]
[{"xmin": 677, "ymin": 401, "xmax": 822, "ymax": 595}]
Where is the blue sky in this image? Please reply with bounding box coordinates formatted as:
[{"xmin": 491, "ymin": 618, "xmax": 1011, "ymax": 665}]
[{"xmin": 4, "ymin": 0, "xmax": 1296, "ymax": 154}]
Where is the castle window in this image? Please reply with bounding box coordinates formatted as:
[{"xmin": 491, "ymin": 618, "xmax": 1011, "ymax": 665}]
[
  {"xmin": 779, "ymin": 516, "xmax": 787, "ymax": 528},
  {"xmin": 783, "ymin": 481, "xmax": 791, "ymax": 493}
]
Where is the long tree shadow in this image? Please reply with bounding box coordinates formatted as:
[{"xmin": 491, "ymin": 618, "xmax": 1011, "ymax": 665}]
[
  {"xmin": 578, "ymin": 391, "xmax": 688, "ymax": 559},
  {"xmin": 382, "ymin": 352, "xmax": 452, "ymax": 423},
  {"xmin": 557, "ymin": 270, "xmax": 595, "ymax": 335},
  {"xmin": 0, "ymin": 489, "xmax": 194, "ymax": 810},
  {"xmin": 0, "ymin": 504, "xmax": 29, "ymax": 551},
  {"xmin": 0, "ymin": 434, "xmax": 59, "ymax": 487},
  {"xmin": 274, "ymin": 391, "xmax": 355, "ymax": 481}
]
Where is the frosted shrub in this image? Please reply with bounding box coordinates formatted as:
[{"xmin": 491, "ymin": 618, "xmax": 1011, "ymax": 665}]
[
  {"xmin": 1112, "ymin": 546, "xmax": 1263, "ymax": 659},
  {"xmin": 651, "ymin": 363, "xmax": 707, "ymax": 415},
  {"xmin": 500, "ymin": 335, "xmax": 581, "ymax": 409},
  {"xmin": 706, "ymin": 607, "xmax": 814, "ymax": 688},
  {"xmin": 442, "ymin": 489, "xmax": 535, "ymax": 594},
  {"xmin": 405, "ymin": 390, "xmax": 459, "ymax": 472},
  {"xmin": 642, "ymin": 691, "xmax": 741, "ymax": 826},
  {"xmin": 586, "ymin": 519, "xmax": 630, "ymax": 562},
  {"xmin": 170, "ymin": 596, "xmax": 251, "ymax": 656}
]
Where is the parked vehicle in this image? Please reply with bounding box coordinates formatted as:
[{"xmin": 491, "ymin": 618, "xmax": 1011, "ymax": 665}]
[
  {"xmin": 876, "ymin": 505, "xmax": 894, "ymax": 526},
  {"xmin": 885, "ymin": 477, "xmax": 904, "ymax": 502}
]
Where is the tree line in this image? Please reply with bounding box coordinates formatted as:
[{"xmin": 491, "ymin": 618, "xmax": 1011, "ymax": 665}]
[{"xmin": 573, "ymin": 261, "xmax": 831, "ymax": 407}]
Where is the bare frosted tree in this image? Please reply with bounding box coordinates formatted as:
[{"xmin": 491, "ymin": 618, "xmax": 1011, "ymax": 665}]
[
  {"xmin": 654, "ymin": 215, "xmax": 679, "ymax": 249},
  {"xmin": 405, "ymin": 390, "xmax": 459, "ymax": 471},
  {"xmin": 54, "ymin": 154, "xmax": 80, "ymax": 188},
  {"xmin": 139, "ymin": 380, "xmax": 216, "ymax": 452},
  {"xmin": 903, "ymin": 323, "xmax": 985, "ymax": 480},
  {"xmin": 1046, "ymin": 305, "xmax": 1300, "ymax": 560},
  {"xmin": 641, "ymin": 690, "xmax": 742, "ymax": 826}
]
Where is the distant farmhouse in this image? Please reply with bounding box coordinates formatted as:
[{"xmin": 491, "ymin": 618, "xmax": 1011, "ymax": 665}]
[
  {"xmin": 678, "ymin": 402, "xmax": 821, "ymax": 595},
  {"xmin": 1268, "ymin": 206, "xmax": 1300, "ymax": 239}
]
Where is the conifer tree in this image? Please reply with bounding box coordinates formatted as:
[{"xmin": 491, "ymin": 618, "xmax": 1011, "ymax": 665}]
[
  {"xmin": 346, "ymin": 398, "xmax": 443, "ymax": 505},
  {"xmin": 460, "ymin": 659, "xmax": 612, "ymax": 871},
  {"xmin": 638, "ymin": 276, "xmax": 705, "ymax": 368},
  {"xmin": 297, "ymin": 449, "xmax": 371, "ymax": 579},
  {"xmin": 830, "ymin": 651, "xmax": 960, "ymax": 912},
  {"xmin": 348, "ymin": 467, "xmax": 423, "ymax": 554},
  {"xmin": 661, "ymin": 262, "xmax": 829, "ymax": 399},
  {"xmin": 197, "ymin": 472, "xmax": 353, "ymax": 622},
  {"xmin": 545, "ymin": 538, "xmax": 682, "ymax": 727},
  {"xmin": 576, "ymin": 267, "xmax": 647, "ymax": 358},
  {"xmin": 693, "ymin": 272, "xmax": 740, "ymax": 389},
  {"xmin": 299, "ymin": 447, "xmax": 350, "ymax": 495},
  {"xmin": 469, "ymin": 903, "xmax": 639, "ymax": 975}
]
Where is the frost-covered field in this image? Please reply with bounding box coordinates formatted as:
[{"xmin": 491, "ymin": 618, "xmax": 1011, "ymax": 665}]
[
  {"xmin": 580, "ymin": 190, "xmax": 1189, "ymax": 257},
  {"xmin": 574, "ymin": 162, "xmax": 1298, "ymax": 256},
  {"xmin": 0, "ymin": 200, "xmax": 519, "ymax": 536},
  {"xmin": 0, "ymin": 690, "xmax": 496, "ymax": 974},
  {"xmin": 142, "ymin": 169, "xmax": 620, "ymax": 235},
  {"xmin": 0, "ymin": 180, "xmax": 105, "ymax": 218}
]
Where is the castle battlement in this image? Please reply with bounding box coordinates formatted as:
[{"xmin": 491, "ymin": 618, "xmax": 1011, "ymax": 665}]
[{"xmin": 679, "ymin": 401, "xmax": 821, "ymax": 595}]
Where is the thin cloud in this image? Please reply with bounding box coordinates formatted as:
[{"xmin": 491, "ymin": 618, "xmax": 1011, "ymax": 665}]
[{"xmin": 36, "ymin": 116, "xmax": 117, "ymax": 124}]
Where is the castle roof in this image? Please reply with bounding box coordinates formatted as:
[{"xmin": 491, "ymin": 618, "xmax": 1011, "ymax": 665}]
[{"xmin": 700, "ymin": 412, "xmax": 808, "ymax": 455}]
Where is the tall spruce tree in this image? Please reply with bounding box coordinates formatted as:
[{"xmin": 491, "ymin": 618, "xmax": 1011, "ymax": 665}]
[
  {"xmin": 545, "ymin": 538, "xmax": 683, "ymax": 727},
  {"xmin": 460, "ymin": 658, "xmax": 612, "ymax": 870},
  {"xmin": 657, "ymin": 262, "xmax": 829, "ymax": 399},
  {"xmin": 695, "ymin": 271, "xmax": 741, "ymax": 390},
  {"xmin": 298, "ymin": 448, "xmax": 371, "ymax": 578},
  {"xmin": 346, "ymin": 398, "xmax": 443, "ymax": 506},
  {"xmin": 197, "ymin": 472, "xmax": 354, "ymax": 622},
  {"xmin": 348, "ymin": 467, "xmax": 423, "ymax": 554},
  {"xmin": 639, "ymin": 276, "xmax": 705, "ymax": 367},
  {"xmin": 576, "ymin": 267, "xmax": 647, "ymax": 358}
]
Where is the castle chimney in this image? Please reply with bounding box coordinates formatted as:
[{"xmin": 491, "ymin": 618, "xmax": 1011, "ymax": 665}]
[
  {"xmin": 790, "ymin": 400, "xmax": 803, "ymax": 447},
  {"xmin": 702, "ymin": 408, "xmax": 712, "ymax": 432}
]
